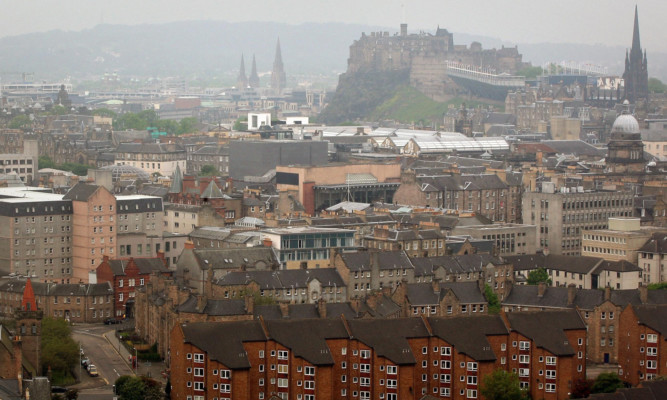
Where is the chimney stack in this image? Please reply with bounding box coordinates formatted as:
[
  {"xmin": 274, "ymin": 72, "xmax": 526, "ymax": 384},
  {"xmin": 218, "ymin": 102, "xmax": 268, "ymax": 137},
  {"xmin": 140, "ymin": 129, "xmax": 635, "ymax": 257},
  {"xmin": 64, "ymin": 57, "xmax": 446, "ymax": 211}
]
[
  {"xmin": 604, "ymin": 286, "xmax": 612, "ymax": 302},
  {"xmin": 639, "ymin": 284, "xmax": 648, "ymax": 304},
  {"xmin": 537, "ymin": 281, "xmax": 547, "ymax": 297},
  {"xmin": 317, "ymin": 298, "xmax": 327, "ymax": 319},
  {"xmin": 245, "ymin": 294, "xmax": 254, "ymax": 315},
  {"xmin": 279, "ymin": 301, "xmax": 289, "ymax": 318},
  {"xmin": 567, "ymin": 284, "xmax": 576, "ymax": 306}
]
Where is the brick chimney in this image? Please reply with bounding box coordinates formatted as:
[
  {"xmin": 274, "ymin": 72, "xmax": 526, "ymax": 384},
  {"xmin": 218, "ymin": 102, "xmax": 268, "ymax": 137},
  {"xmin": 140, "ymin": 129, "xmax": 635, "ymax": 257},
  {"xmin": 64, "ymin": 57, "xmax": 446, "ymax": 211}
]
[
  {"xmin": 317, "ymin": 298, "xmax": 327, "ymax": 319},
  {"xmin": 432, "ymin": 277, "xmax": 442, "ymax": 295},
  {"xmin": 13, "ymin": 337, "xmax": 22, "ymax": 394},
  {"xmin": 349, "ymin": 297, "xmax": 361, "ymax": 313},
  {"xmin": 537, "ymin": 281, "xmax": 547, "ymax": 297},
  {"xmin": 366, "ymin": 293, "xmax": 378, "ymax": 310},
  {"xmin": 157, "ymin": 251, "xmax": 166, "ymax": 265},
  {"xmin": 184, "ymin": 240, "xmax": 195, "ymax": 250},
  {"xmin": 279, "ymin": 301, "xmax": 289, "ymax": 318},
  {"xmin": 244, "ymin": 294, "xmax": 254, "ymax": 315},
  {"xmin": 262, "ymin": 238, "xmax": 273, "ymax": 248},
  {"xmin": 567, "ymin": 284, "xmax": 576, "ymax": 306},
  {"xmin": 639, "ymin": 284, "xmax": 648, "ymax": 304},
  {"xmin": 196, "ymin": 295, "xmax": 207, "ymax": 313},
  {"xmin": 605, "ymin": 286, "xmax": 612, "ymax": 302}
]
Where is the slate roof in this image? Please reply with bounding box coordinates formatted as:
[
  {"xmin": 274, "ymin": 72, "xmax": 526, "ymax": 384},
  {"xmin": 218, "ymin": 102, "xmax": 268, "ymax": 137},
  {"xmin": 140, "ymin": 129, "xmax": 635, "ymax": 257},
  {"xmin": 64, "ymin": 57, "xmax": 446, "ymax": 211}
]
[
  {"xmin": 347, "ymin": 318, "xmax": 429, "ymax": 365},
  {"xmin": 359, "ymin": 295, "xmax": 402, "ymax": 318},
  {"xmin": 506, "ymin": 310, "xmax": 584, "ymax": 356},
  {"xmin": 216, "ymin": 269, "xmax": 345, "ymax": 290},
  {"xmin": 108, "ymin": 258, "xmax": 170, "ymax": 276},
  {"xmin": 541, "ymin": 140, "xmax": 605, "ymax": 157},
  {"xmin": 639, "ymin": 232, "xmax": 667, "ymax": 254},
  {"xmin": 0, "ymin": 280, "xmax": 114, "ymax": 297},
  {"xmin": 411, "ymin": 254, "xmax": 503, "ymax": 277},
  {"xmin": 503, "ymin": 285, "xmax": 667, "ymax": 310},
  {"xmin": 428, "ymin": 315, "xmax": 508, "ymax": 361},
  {"xmin": 190, "ymin": 247, "xmax": 279, "ymax": 271},
  {"xmin": 115, "ymin": 142, "xmax": 185, "ymax": 154},
  {"xmin": 505, "ymin": 254, "xmax": 603, "ymax": 274},
  {"xmin": 177, "ymin": 296, "xmax": 246, "ymax": 316},
  {"xmin": 593, "ymin": 260, "xmax": 642, "ymax": 273},
  {"xmin": 406, "ymin": 282, "xmax": 486, "ymax": 305},
  {"xmin": 201, "ymin": 180, "xmax": 225, "ymax": 199},
  {"xmin": 62, "ymin": 182, "xmax": 100, "ymax": 201},
  {"xmin": 415, "ymin": 174, "xmax": 508, "ymax": 192},
  {"xmin": 339, "ymin": 251, "xmax": 414, "ymax": 272},
  {"xmin": 633, "ymin": 304, "xmax": 667, "ymax": 337},
  {"xmin": 181, "ymin": 321, "xmax": 267, "ymax": 369},
  {"xmin": 264, "ymin": 319, "xmax": 349, "ymax": 365}
]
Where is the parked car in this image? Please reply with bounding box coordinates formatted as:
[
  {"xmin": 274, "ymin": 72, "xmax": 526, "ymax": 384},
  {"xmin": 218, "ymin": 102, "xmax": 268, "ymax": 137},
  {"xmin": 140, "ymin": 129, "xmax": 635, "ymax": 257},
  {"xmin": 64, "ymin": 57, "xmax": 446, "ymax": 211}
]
[
  {"xmin": 51, "ymin": 386, "xmax": 67, "ymax": 393},
  {"xmin": 87, "ymin": 365, "xmax": 98, "ymax": 377},
  {"xmin": 81, "ymin": 358, "xmax": 90, "ymax": 367},
  {"xmin": 104, "ymin": 318, "xmax": 122, "ymax": 325}
]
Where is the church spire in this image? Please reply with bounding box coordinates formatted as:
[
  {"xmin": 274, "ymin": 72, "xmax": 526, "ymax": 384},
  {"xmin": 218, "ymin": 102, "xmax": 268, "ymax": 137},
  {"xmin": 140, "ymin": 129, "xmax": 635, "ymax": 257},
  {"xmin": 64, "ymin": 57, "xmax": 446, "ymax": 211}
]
[
  {"xmin": 271, "ymin": 38, "xmax": 287, "ymax": 94},
  {"xmin": 236, "ymin": 54, "xmax": 248, "ymax": 89},
  {"xmin": 631, "ymin": 5, "xmax": 641, "ymax": 56},
  {"xmin": 249, "ymin": 54, "xmax": 260, "ymax": 88},
  {"xmin": 22, "ymin": 278, "xmax": 37, "ymax": 312}
]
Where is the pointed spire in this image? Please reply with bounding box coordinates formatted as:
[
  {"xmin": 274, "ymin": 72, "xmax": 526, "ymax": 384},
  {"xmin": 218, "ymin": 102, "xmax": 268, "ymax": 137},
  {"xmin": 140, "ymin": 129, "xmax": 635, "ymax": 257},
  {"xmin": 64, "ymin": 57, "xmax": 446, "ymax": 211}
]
[
  {"xmin": 201, "ymin": 180, "xmax": 224, "ymax": 199},
  {"xmin": 249, "ymin": 54, "xmax": 260, "ymax": 88},
  {"xmin": 169, "ymin": 164, "xmax": 183, "ymax": 194},
  {"xmin": 236, "ymin": 54, "xmax": 248, "ymax": 89},
  {"xmin": 631, "ymin": 5, "xmax": 641, "ymax": 54},
  {"xmin": 271, "ymin": 38, "xmax": 287, "ymax": 94},
  {"xmin": 22, "ymin": 278, "xmax": 37, "ymax": 312}
]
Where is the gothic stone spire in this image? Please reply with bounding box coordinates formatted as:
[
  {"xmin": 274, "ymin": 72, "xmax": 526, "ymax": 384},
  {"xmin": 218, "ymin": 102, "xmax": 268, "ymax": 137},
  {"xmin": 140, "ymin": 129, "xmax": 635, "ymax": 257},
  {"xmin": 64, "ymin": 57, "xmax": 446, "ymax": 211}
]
[
  {"xmin": 237, "ymin": 54, "xmax": 248, "ymax": 89},
  {"xmin": 249, "ymin": 54, "xmax": 260, "ymax": 88},
  {"xmin": 271, "ymin": 38, "xmax": 287, "ymax": 94}
]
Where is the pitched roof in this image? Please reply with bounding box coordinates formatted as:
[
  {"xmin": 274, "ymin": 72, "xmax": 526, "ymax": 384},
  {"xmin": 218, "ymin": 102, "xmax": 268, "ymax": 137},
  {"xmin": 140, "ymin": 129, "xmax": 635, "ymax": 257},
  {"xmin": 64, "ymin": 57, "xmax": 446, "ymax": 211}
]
[
  {"xmin": 339, "ymin": 251, "xmax": 414, "ymax": 272},
  {"xmin": 505, "ymin": 254, "xmax": 603, "ymax": 274},
  {"xmin": 506, "ymin": 310, "xmax": 585, "ymax": 355},
  {"xmin": 62, "ymin": 182, "xmax": 100, "ymax": 201},
  {"xmin": 428, "ymin": 315, "xmax": 508, "ymax": 361},
  {"xmin": 216, "ymin": 269, "xmax": 345, "ymax": 290},
  {"xmin": 264, "ymin": 319, "xmax": 349, "ymax": 365},
  {"xmin": 177, "ymin": 296, "xmax": 247, "ymax": 316},
  {"xmin": 181, "ymin": 321, "xmax": 267, "ymax": 369},
  {"xmin": 347, "ymin": 318, "xmax": 430, "ymax": 365},
  {"xmin": 108, "ymin": 258, "xmax": 169, "ymax": 276},
  {"xmin": 201, "ymin": 180, "xmax": 224, "ymax": 199},
  {"xmin": 639, "ymin": 232, "xmax": 667, "ymax": 254},
  {"xmin": 632, "ymin": 304, "xmax": 667, "ymax": 337},
  {"xmin": 191, "ymin": 247, "xmax": 278, "ymax": 271}
]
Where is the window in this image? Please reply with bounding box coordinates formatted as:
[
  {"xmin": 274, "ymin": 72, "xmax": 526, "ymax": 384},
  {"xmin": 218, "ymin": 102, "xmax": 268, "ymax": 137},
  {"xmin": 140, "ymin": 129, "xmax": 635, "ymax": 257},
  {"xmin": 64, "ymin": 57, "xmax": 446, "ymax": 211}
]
[
  {"xmin": 647, "ymin": 360, "xmax": 657, "ymax": 369},
  {"xmin": 194, "ymin": 368, "xmax": 204, "ymax": 377},
  {"xmin": 647, "ymin": 347, "xmax": 658, "ymax": 356},
  {"xmin": 194, "ymin": 353, "xmax": 204, "ymax": 363},
  {"xmin": 545, "ymin": 357, "xmax": 556, "ymax": 366},
  {"xmin": 466, "ymin": 389, "xmax": 477, "ymax": 398},
  {"xmin": 278, "ymin": 350, "xmax": 288, "ymax": 360},
  {"xmin": 647, "ymin": 334, "xmax": 658, "ymax": 343},
  {"xmin": 304, "ymin": 366, "xmax": 315, "ymax": 376},
  {"xmin": 546, "ymin": 370, "xmax": 556, "ymax": 379},
  {"xmin": 546, "ymin": 383, "xmax": 556, "ymax": 393},
  {"xmin": 467, "ymin": 376, "xmax": 477, "ymax": 385},
  {"xmin": 220, "ymin": 384, "xmax": 230, "ymax": 393},
  {"xmin": 467, "ymin": 362, "xmax": 477, "ymax": 371},
  {"xmin": 277, "ymin": 364, "xmax": 288, "ymax": 374},
  {"xmin": 519, "ymin": 341, "xmax": 530, "ymax": 350},
  {"xmin": 441, "ymin": 347, "xmax": 451, "ymax": 356},
  {"xmin": 220, "ymin": 370, "xmax": 230, "ymax": 379},
  {"xmin": 360, "ymin": 349, "xmax": 371, "ymax": 359},
  {"xmin": 387, "ymin": 365, "xmax": 397, "ymax": 374},
  {"xmin": 193, "ymin": 382, "xmax": 204, "ymax": 391},
  {"xmin": 519, "ymin": 355, "xmax": 529, "ymax": 364}
]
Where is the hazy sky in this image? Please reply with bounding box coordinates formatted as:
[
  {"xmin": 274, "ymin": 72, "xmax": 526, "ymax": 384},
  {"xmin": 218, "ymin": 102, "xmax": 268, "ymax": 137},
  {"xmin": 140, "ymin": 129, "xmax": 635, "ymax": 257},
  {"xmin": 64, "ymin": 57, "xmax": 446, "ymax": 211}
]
[{"xmin": 1, "ymin": 0, "xmax": 664, "ymax": 52}]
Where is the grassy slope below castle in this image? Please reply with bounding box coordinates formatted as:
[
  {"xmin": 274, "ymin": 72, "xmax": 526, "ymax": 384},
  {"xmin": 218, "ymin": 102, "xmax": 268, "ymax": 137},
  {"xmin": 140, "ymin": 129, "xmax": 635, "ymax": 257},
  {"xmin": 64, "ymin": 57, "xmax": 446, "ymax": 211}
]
[{"xmin": 370, "ymin": 86, "xmax": 501, "ymax": 126}]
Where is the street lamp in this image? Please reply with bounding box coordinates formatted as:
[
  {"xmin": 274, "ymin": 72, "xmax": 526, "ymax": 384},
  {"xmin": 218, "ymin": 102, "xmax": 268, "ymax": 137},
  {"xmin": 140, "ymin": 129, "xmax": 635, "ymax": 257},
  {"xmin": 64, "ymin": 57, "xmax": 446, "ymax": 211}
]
[{"xmin": 79, "ymin": 344, "xmax": 82, "ymax": 381}]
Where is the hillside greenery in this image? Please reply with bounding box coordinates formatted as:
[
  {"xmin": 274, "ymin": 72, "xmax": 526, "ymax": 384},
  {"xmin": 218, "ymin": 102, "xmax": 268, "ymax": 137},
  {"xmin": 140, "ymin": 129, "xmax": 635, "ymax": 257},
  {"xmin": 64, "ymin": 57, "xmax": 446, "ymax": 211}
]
[
  {"xmin": 370, "ymin": 85, "xmax": 499, "ymax": 126},
  {"xmin": 317, "ymin": 69, "xmax": 410, "ymax": 124}
]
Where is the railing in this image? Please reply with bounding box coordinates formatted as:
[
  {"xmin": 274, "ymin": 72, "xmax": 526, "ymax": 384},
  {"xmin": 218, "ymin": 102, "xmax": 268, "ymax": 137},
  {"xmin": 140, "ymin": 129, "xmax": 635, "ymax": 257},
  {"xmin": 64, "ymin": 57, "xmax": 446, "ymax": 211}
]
[{"xmin": 444, "ymin": 61, "xmax": 525, "ymax": 87}]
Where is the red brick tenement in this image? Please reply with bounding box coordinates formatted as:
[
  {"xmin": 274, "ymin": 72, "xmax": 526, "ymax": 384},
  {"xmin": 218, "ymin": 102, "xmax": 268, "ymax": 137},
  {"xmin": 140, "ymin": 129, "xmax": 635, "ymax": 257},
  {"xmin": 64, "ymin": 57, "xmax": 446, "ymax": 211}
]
[{"xmin": 170, "ymin": 310, "xmax": 585, "ymax": 400}]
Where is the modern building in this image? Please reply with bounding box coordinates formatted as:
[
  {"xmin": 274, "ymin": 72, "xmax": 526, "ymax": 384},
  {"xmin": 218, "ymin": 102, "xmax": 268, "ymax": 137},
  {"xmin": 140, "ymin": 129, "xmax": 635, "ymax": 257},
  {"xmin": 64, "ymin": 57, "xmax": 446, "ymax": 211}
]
[
  {"xmin": 0, "ymin": 139, "xmax": 38, "ymax": 184},
  {"xmin": 260, "ymin": 226, "xmax": 356, "ymax": 269},
  {"xmin": 276, "ymin": 163, "xmax": 401, "ymax": 215},
  {"xmin": 452, "ymin": 223, "xmax": 538, "ymax": 255},
  {"xmin": 582, "ymin": 217, "xmax": 659, "ymax": 264},
  {"xmin": 522, "ymin": 184, "xmax": 634, "ymax": 255},
  {"xmin": 229, "ymin": 140, "xmax": 328, "ymax": 181},
  {"xmin": 618, "ymin": 304, "xmax": 667, "ymax": 385}
]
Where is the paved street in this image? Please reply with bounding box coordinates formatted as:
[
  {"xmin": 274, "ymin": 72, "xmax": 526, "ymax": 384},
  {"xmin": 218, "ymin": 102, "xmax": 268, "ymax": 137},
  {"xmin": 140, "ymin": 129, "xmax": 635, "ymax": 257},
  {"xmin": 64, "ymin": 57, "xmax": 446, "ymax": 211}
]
[{"xmin": 72, "ymin": 324, "xmax": 134, "ymax": 399}]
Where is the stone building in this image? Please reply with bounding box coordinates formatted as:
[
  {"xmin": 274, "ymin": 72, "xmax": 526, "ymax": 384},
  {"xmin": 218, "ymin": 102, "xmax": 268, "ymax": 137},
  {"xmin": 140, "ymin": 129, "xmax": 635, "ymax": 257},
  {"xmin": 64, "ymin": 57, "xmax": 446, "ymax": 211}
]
[
  {"xmin": 606, "ymin": 108, "xmax": 646, "ymax": 174},
  {"xmin": 522, "ymin": 184, "xmax": 634, "ymax": 255},
  {"xmin": 637, "ymin": 232, "xmax": 667, "ymax": 285},
  {"xmin": 622, "ymin": 7, "xmax": 649, "ymax": 103},
  {"xmin": 582, "ymin": 217, "xmax": 661, "ymax": 265}
]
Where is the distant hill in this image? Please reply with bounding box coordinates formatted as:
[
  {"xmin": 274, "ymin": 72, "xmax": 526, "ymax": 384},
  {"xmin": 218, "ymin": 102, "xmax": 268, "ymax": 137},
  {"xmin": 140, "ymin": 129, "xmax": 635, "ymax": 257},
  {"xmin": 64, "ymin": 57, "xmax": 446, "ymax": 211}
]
[{"xmin": 0, "ymin": 21, "xmax": 664, "ymax": 86}]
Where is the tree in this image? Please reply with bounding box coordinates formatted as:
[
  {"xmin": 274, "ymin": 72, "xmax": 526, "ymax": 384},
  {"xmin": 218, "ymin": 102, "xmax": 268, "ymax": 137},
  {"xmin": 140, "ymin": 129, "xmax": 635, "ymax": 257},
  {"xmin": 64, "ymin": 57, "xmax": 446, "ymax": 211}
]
[
  {"xmin": 8, "ymin": 115, "xmax": 31, "ymax": 130},
  {"xmin": 648, "ymin": 77, "xmax": 667, "ymax": 94},
  {"xmin": 38, "ymin": 155, "xmax": 56, "ymax": 169},
  {"xmin": 484, "ymin": 284, "xmax": 501, "ymax": 314},
  {"xmin": 92, "ymin": 108, "xmax": 117, "ymax": 118},
  {"xmin": 527, "ymin": 267, "xmax": 552, "ymax": 285},
  {"xmin": 591, "ymin": 372, "xmax": 625, "ymax": 394},
  {"xmin": 570, "ymin": 378, "xmax": 593, "ymax": 398},
  {"xmin": 517, "ymin": 66, "xmax": 544, "ymax": 79},
  {"xmin": 177, "ymin": 117, "xmax": 199, "ymax": 135},
  {"xmin": 115, "ymin": 376, "xmax": 146, "ymax": 400},
  {"xmin": 480, "ymin": 369, "xmax": 527, "ymax": 400},
  {"xmin": 198, "ymin": 164, "xmax": 219, "ymax": 177},
  {"xmin": 40, "ymin": 317, "xmax": 78, "ymax": 377}
]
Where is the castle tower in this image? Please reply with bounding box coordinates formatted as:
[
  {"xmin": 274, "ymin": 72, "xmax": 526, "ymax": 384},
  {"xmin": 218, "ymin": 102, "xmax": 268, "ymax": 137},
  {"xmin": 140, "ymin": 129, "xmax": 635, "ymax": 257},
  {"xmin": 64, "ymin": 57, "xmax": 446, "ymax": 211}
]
[
  {"xmin": 16, "ymin": 278, "xmax": 43, "ymax": 375},
  {"xmin": 622, "ymin": 6, "xmax": 649, "ymax": 103},
  {"xmin": 249, "ymin": 54, "xmax": 260, "ymax": 88},
  {"xmin": 270, "ymin": 38, "xmax": 287, "ymax": 94},
  {"xmin": 236, "ymin": 54, "xmax": 248, "ymax": 89}
]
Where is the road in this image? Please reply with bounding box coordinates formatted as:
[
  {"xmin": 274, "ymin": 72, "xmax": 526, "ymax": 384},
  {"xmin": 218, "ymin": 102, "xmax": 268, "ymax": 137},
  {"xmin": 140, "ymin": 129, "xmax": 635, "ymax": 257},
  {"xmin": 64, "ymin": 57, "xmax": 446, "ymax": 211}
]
[{"xmin": 72, "ymin": 323, "xmax": 135, "ymax": 399}]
